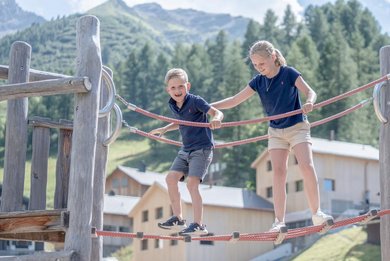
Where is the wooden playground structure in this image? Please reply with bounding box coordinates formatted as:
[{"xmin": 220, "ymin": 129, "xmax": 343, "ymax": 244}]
[{"xmin": 0, "ymin": 14, "xmax": 388, "ymax": 261}]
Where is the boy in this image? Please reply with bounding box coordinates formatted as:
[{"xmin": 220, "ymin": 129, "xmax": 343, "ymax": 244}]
[{"xmin": 150, "ymin": 68, "xmax": 223, "ymax": 235}]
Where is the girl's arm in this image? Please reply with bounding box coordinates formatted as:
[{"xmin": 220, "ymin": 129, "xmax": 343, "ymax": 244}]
[
  {"xmin": 295, "ymin": 76, "xmax": 317, "ymax": 114},
  {"xmin": 211, "ymin": 85, "xmax": 255, "ymax": 110}
]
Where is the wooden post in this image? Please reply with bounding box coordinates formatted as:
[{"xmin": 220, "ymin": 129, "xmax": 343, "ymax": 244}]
[
  {"xmin": 91, "ymin": 66, "xmax": 111, "ymax": 260},
  {"xmin": 0, "ymin": 41, "xmax": 31, "ymax": 212},
  {"xmin": 54, "ymin": 120, "xmax": 73, "ymax": 209},
  {"xmin": 379, "ymin": 45, "xmax": 390, "ymax": 261},
  {"xmin": 64, "ymin": 15, "xmax": 102, "ymax": 261},
  {"xmin": 29, "ymin": 116, "xmax": 51, "ymax": 210}
]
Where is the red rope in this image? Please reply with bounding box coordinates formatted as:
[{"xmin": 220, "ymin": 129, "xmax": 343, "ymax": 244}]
[
  {"xmin": 125, "ymin": 99, "xmax": 371, "ymax": 149},
  {"xmin": 95, "ymin": 209, "xmax": 390, "ymax": 242},
  {"xmin": 118, "ymin": 75, "xmax": 388, "ymax": 128}
]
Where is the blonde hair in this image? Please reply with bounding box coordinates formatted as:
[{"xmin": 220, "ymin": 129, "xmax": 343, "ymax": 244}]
[
  {"xmin": 164, "ymin": 68, "xmax": 188, "ymax": 84},
  {"xmin": 249, "ymin": 40, "xmax": 286, "ymax": 66}
]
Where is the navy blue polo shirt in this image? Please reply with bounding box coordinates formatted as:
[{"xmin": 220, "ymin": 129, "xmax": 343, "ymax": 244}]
[
  {"xmin": 249, "ymin": 66, "xmax": 306, "ymax": 129},
  {"xmin": 168, "ymin": 93, "xmax": 213, "ymax": 151}
]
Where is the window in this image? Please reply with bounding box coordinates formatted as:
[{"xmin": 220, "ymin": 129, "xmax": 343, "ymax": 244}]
[
  {"xmin": 112, "ymin": 178, "xmax": 119, "ymax": 188},
  {"xmin": 286, "ymin": 183, "xmax": 289, "ymax": 194},
  {"xmin": 324, "ymin": 179, "xmax": 335, "ymax": 191},
  {"xmin": 142, "ymin": 210, "xmax": 149, "ymax": 222},
  {"xmin": 266, "ymin": 160, "xmax": 272, "ymax": 171},
  {"xmin": 200, "ymin": 233, "xmax": 214, "ymax": 245},
  {"xmin": 155, "ymin": 239, "xmax": 163, "ymax": 248},
  {"xmin": 155, "ymin": 207, "xmax": 163, "ymax": 219},
  {"xmin": 121, "ymin": 177, "xmax": 128, "ymax": 187},
  {"xmin": 293, "ymin": 156, "xmax": 298, "ymax": 165},
  {"xmin": 295, "ymin": 180, "xmax": 304, "ymax": 192},
  {"xmin": 119, "ymin": 226, "xmax": 130, "ymax": 232},
  {"xmin": 103, "ymin": 225, "xmax": 116, "ymax": 231},
  {"xmin": 266, "ymin": 187, "xmax": 273, "ymax": 198},
  {"xmin": 141, "ymin": 239, "xmax": 148, "ymax": 250}
]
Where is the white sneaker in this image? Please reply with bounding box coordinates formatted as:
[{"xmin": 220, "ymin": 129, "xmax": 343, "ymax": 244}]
[
  {"xmin": 312, "ymin": 210, "xmax": 333, "ymax": 226},
  {"xmin": 269, "ymin": 218, "xmax": 287, "ymax": 232}
]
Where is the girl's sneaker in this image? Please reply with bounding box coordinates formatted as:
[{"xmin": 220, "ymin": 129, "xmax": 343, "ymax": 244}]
[
  {"xmin": 158, "ymin": 216, "xmax": 187, "ymax": 231},
  {"xmin": 269, "ymin": 218, "xmax": 287, "ymax": 232},
  {"xmin": 312, "ymin": 210, "xmax": 334, "ymax": 226},
  {"xmin": 178, "ymin": 222, "xmax": 208, "ymax": 236}
]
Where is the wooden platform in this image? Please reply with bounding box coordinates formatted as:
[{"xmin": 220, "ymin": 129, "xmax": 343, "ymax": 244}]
[{"xmin": 0, "ymin": 209, "xmax": 69, "ymax": 243}]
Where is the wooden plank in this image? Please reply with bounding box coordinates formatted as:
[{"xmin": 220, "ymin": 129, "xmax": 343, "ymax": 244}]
[
  {"xmin": 91, "ymin": 66, "xmax": 111, "ymax": 261},
  {"xmin": 1, "ymin": 41, "xmax": 31, "ymax": 212},
  {"xmin": 0, "ymin": 210, "xmax": 68, "ymax": 242},
  {"xmin": 380, "ymin": 45, "xmax": 390, "ymax": 261},
  {"xmin": 29, "ymin": 118, "xmax": 50, "ymax": 211},
  {"xmin": 0, "ymin": 77, "xmax": 91, "ymax": 101},
  {"xmin": 29, "ymin": 117, "xmax": 73, "ymax": 130},
  {"xmin": 54, "ymin": 122, "xmax": 73, "ymax": 209},
  {"xmin": 0, "ymin": 250, "xmax": 76, "ymax": 260},
  {"xmin": 0, "ymin": 64, "xmax": 71, "ymax": 81},
  {"xmin": 0, "ymin": 231, "xmax": 65, "ymax": 243},
  {"xmin": 64, "ymin": 15, "xmax": 102, "ymax": 261}
]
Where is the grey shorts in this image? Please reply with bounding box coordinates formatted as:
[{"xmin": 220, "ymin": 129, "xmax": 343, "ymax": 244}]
[{"xmin": 170, "ymin": 148, "xmax": 213, "ymax": 183}]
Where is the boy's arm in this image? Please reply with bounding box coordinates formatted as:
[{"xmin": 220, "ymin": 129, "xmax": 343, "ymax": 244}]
[
  {"xmin": 207, "ymin": 106, "xmax": 224, "ymax": 129},
  {"xmin": 150, "ymin": 123, "xmax": 179, "ymax": 137}
]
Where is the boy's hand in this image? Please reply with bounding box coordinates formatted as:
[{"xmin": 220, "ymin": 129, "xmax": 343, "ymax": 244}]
[{"xmin": 149, "ymin": 127, "xmax": 166, "ymax": 137}]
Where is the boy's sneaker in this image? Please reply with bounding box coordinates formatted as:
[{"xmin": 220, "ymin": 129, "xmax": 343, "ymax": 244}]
[
  {"xmin": 178, "ymin": 222, "xmax": 208, "ymax": 236},
  {"xmin": 269, "ymin": 218, "xmax": 287, "ymax": 233},
  {"xmin": 158, "ymin": 216, "xmax": 187, "ymax": 231},
  {"xmin": 312, "ymin": 210, "xmax": 334, "ymax": 226}
]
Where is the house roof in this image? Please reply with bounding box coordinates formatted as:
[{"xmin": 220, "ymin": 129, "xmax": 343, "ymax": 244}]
[
  {"xmin": 104, "ymin": 194, "xmax": 140, "ymax": 215},
  {"xmin": 129, "ymin": 181, "xmax": 273, "ymax": 216},
  {"xmin": 113, "ymin": 166, "xmax": 167, "ymax": 185},
  {"xmin": 251, "ymin": 137, "xmax": 379, "ymax": 167}
]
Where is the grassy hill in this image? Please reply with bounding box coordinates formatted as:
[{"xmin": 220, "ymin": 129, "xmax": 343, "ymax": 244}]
[
  {"xmin": 0, "ymin": 136, "xmax": 172, "ymax": 209},
  {"xmin": 292, "ymin": 226, "xmax": 381, "ymax": 261}
]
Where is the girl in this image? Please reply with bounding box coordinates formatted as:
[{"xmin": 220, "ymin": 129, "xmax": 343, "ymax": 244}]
[{"xmin": 212, "ymin": 40, "xmax": 333, "ymax": 231}]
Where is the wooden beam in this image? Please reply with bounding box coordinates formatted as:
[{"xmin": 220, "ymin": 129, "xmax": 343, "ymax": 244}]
[
  {"xmin": 0, "ymin": 209, "xmax": 69, "ymax": 242},
  {"xmin": 0, "ymin": 65, "xmax": 70, "ymax": 81},
  {"xmin": 0, "ymin": 77, "xmax": 91, "ymax": 101},
  {"xmin": 380, "ymin": 45, "xmax": 390, "ymax": 261},
  {"xmin": 1, "ymin": 41, "xmax": 30, "ymax": 212},
  {"xmin": 28, "ymin": 116, "xmax": 74, "ymax": 130}
]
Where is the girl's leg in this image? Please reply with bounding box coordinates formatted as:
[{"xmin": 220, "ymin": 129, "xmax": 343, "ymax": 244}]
[
  {"xmin": 166, "ymin": 171, "xmax": 185, "ymax": 219},
  {"xmin": 186, "ymin": 176, "xmax": 202, "ymax": 224},
  {"xmin": 292, "ymin": 142, "xmax": 320, "ymax": 214},
  {"xmin": 269, "ymin": 148, "xmax": 290, "ymax": 222}
]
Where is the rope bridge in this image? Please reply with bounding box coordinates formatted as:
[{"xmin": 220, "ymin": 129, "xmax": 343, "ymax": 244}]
[{"xmin": 95, "ymin": 209, "xmax": 390, "ymax": 245}]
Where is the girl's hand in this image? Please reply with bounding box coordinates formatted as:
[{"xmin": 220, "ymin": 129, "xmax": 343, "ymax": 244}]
[
  {"xmin": 210, "ymin": 119, "xmax": 222, "ymax": 130},
  {"xmin": 302, "ymin": 102, "xmax": 314, "ymax": 114}
]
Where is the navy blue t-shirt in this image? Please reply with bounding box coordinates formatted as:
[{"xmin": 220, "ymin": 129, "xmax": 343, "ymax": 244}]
[
  {"xmin": 249, "ymin": 66, "xmax": 306, "ymax": 128},
  {"xmin": 168, "ymin": 93, "xmax": 213, "ymax": 151}
]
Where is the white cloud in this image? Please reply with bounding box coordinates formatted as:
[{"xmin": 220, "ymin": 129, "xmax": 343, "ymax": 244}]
[{"xmin": 66, "ymin": 0, "xmax": 106, "ymax": 13}]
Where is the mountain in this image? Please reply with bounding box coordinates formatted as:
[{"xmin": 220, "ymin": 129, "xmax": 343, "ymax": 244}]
[
  {"xmin": 0, "ymin": 0, "xmax": 249, "ymax": 72},
  {"xmin": 0, "ymin": 0, "xmax": 45, "ymax": 38}
]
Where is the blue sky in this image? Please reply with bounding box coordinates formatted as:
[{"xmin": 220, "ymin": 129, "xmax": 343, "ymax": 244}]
[{"xmin": 14, "ymin": 0, "xmax": 390, "ymax": 33}]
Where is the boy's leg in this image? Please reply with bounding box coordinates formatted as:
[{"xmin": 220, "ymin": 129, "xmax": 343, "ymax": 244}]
[
  {"xmin": 186, "ymin": 176, "xmax": 202, "ymax": 224},
  {"xmin": 166, "ymin": 171, "xmax": 185, "ymax": 219}
]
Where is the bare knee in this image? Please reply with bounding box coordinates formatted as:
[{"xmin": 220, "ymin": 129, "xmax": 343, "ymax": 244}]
[
  {"xmin": 186, "ymin": 178, "xmax": 200, "ymax": 192},
  {"xmin": 166, "ymin": 171, "xmax": 183, "ymax": 185}
]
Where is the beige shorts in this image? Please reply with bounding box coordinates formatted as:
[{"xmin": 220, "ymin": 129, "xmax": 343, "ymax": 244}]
[{"xmin": 268, "ymin": 121, "xmax": 312, "ymax": 151}]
